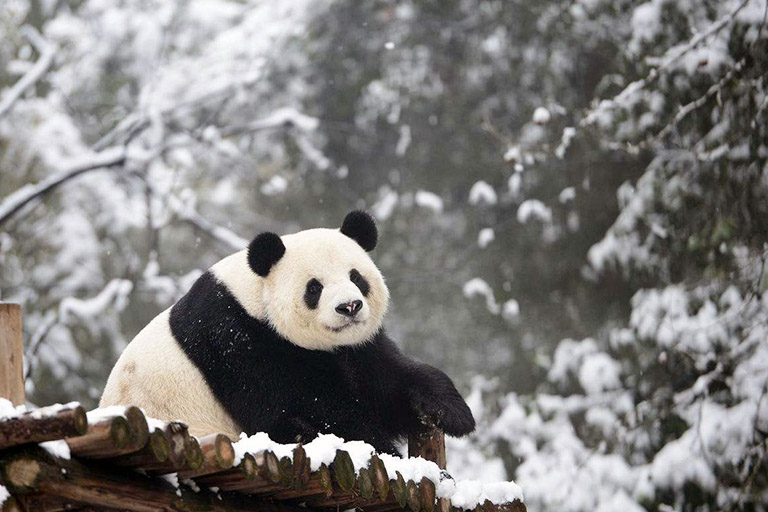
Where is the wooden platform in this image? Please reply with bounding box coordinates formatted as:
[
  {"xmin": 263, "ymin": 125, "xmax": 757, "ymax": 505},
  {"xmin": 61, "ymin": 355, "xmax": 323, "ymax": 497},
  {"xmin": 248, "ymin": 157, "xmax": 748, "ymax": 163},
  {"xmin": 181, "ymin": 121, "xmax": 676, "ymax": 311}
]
[
  {"xmin": 0, "ymin": 404, "xmax": 525, "ymax": 512},
  {"xmin": 0, "ymin": 303, "xmax": 525, "ymax": 512}
]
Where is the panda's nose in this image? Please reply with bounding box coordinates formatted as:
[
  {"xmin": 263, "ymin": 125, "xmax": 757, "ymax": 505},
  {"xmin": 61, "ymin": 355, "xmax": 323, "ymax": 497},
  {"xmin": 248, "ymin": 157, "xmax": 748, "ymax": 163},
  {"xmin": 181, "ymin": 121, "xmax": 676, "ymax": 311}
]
[{"xmin": 335, "ymin": 300, "xmax": 363, "ymax": 317}]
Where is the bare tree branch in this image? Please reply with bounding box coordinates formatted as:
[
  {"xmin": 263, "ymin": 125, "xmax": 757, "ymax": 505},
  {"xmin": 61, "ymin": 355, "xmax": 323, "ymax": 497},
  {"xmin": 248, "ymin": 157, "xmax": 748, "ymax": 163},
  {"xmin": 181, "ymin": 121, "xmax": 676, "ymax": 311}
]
[
  {"xmin": 0, "ymin": 26, "xmax": 56, "ymax": 119},
  {"xmin": 168, "ymin": 195, "xmax": 247, "ymax": 251},
  {"xmin": 0, "ymin": 147, "xmax": 126, "ymax": 228}
]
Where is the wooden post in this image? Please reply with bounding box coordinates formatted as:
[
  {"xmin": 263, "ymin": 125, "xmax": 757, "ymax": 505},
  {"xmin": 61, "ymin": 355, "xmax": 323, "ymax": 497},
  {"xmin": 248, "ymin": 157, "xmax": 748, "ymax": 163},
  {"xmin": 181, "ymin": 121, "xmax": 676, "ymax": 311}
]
[
  {"xmin": 408, "ymin": 418, "xmax": 449, "ymax": 512},
  {"xmin": 0, "ymin": 303, "xmax": 24, "ymax": 405},
  {"xmin": 408, "ymin": 416, "xmax": 446, "ymax": 469}
]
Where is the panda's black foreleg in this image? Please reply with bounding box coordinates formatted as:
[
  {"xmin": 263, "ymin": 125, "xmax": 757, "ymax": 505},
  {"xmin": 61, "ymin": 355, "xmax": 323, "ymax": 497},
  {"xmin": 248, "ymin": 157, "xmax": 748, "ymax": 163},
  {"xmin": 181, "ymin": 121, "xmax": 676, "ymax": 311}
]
[
  {"xmin": 403, "ymin": 362, "xmax": 476, "ymax": 438},
  {"xmin": 365, "ymin": 332, "xmax": 476, "ymax": 438}
]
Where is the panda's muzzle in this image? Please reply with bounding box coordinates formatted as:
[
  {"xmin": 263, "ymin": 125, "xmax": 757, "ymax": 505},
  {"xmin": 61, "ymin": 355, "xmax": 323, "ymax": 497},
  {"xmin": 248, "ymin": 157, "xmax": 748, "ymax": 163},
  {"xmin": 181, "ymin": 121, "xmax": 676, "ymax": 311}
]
[{"xmin": 335, "ymin": 300, "xmax": 363, "ymax": 318}]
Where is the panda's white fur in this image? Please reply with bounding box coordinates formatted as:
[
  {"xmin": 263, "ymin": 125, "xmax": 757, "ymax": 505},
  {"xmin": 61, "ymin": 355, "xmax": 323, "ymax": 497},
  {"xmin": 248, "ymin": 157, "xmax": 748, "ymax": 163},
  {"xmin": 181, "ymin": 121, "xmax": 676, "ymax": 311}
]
[
  {"xmin": 100, "ymin": 309, "xmax": 243, "ymax": 439},
  {"xmin": 101, "ymin": 227, "xmax": 390, "ymax": 437}
]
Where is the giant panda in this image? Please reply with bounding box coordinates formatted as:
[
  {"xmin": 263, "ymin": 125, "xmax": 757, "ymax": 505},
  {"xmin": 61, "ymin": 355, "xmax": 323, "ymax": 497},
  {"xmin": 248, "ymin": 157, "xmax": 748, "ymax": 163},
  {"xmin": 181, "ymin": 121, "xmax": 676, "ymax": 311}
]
[{"xmin": 101, "ymin": 211, "xmax": 474, "ymax": 454}]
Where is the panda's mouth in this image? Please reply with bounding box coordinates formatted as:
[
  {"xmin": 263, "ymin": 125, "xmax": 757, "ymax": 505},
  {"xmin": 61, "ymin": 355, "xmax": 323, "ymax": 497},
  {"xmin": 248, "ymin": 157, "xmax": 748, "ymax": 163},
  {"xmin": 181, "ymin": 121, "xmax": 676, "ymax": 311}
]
[{"xmin": 326, "ymin": 320, "xmax": 362, "ymax": 333}]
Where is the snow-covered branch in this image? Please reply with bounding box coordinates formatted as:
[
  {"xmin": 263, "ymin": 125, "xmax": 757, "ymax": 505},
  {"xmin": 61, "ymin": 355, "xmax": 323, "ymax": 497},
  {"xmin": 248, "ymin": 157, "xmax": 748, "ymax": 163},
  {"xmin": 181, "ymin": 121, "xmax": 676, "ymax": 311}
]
[
  {"xmin": 582, "ymin": 0, "xmax": 751, "ymax": 128},
  {"xmin": 659, "ymin": 61, "xmax": 746, "ymax": 141},
  {"xmin": 168, "ymin": 195, "xmax": 247, "ymax": 251},
  {"xmin": 219, "ymin": 107, "xmax": 320, "ymax": 137},
  {"xmin": 0, "ymin": 147, "xmax": 126, "ymax": 227},
  {"xmin": 0, "ymin": 26, "xmax": 56, "ymax": 119}
]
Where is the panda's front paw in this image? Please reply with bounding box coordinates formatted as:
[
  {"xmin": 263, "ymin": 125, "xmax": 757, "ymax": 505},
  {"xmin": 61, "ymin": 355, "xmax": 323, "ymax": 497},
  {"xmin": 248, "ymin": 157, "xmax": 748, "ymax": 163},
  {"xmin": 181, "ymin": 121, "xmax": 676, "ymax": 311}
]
[{"xmin": 409, "ymin": 388, "xmax": 475, "ymax": 437}]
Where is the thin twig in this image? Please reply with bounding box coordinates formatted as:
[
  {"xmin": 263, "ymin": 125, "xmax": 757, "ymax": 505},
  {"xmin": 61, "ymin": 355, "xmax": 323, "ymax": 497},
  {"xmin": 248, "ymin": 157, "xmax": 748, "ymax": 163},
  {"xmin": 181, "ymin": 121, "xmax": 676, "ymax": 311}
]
[{"xmin": 0, "ymin": 26, "xmax": 56, "ymax": 118}]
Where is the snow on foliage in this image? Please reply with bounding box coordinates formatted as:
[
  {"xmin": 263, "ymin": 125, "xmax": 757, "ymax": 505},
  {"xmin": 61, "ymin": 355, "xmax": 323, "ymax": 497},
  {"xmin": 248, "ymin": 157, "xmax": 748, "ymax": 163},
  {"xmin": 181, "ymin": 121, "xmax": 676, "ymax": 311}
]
[
  {"xmin": 463, "ymin": 278, "xmax": 500, "ymax": 315},
  {"xmin": 516, "ymin": 199, "xmax": 552, "ymax": 224},
  {"xmin": 414, "ymin": 190, "xmax": 444, "ymax": 213},
  {"xmin": 372, "ymin": 187, "xmax": 399, "ymax": 220},
  {"xmin": 260, "ymin": 175, "xmax": 288, "ymax": 196},
  {"xmin": 477, "ymin": 228, "xmax": 495, "ymax": 248},
  {"xmin": 468, "ymin": 181, "xmax": 498, "ymax": 206},
  {"xmin": 532, "ymin": 107, "xmax": 551, "ymax": 125}
]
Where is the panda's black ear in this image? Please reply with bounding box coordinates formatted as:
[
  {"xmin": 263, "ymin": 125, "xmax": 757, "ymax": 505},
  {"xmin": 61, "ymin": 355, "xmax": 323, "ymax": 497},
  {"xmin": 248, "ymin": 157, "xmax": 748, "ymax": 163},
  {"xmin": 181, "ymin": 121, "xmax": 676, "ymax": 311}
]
[
  {"xmin": 248, "ymin": 232, "xmax": 286, "ymax": 277},
  {"xmin": 340, "ymin": 210, "xmax": 377, "ymax": 251}
]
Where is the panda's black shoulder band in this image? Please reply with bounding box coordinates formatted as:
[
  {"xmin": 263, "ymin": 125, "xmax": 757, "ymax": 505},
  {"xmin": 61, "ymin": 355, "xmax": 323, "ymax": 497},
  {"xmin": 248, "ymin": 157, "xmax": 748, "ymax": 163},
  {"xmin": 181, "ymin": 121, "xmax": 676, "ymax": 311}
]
[
  {"xmin": 248, "ymin": 232, "xmax": 286, "ymax": 277},
  {"xmin": 340, "ymin": 210, "xmax": 377, "ymax": 251}
]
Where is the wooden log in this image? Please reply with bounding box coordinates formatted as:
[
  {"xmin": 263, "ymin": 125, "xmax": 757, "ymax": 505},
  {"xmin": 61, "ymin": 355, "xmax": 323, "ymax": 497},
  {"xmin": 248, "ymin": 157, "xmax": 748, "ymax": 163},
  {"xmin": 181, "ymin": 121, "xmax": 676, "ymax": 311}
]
[
  {"xmin": 183, "ymin": 435, "xmax": 204, "ymax": 470},
  {"xmin": 161, "ymin": 421, "xmax": 189, "ymax": 467},
  {"xmin": 0, "ymin": 303, "xmax": 24, "ymax": 406},
  {"xmin": 392, "ymin": 472, "xmax": 408, "ymax": 508},
  {"xmin": 0, "ymin": 495, "xmax": 25, "ymax": 512},
  {"xmin": 0, "ymin": 404, "xmax": 87, "ymax": 450},
  {"xmin": 420, "ymin": 477, "xmax": 436, "ymax": 512},
  {"xmin": 450, "ymin": 501, "xmax": 527, "ymax": 512},
  {"xmin": 0, "ymin": 446, "xmax": 310, "ymax": 512},
  {"xmin": 194, "ymin": 451, "xmax": 283, "ymax": 494},
  {"xmin": 318, "ymin": 463, "xmax": 333, "ymax": 496},
  {"xmin": 67, "ymin": 406, "xmax": 148, "ymax": 459},
  {"xmin": 279, "ymin": 455, "xmax": 294, "ymax": 488},
  {"xmin": 292, "ymin": 444, "xmax": 310, "ymax": 489},
  {"xmin": 408, "ymin": 418, "xmax": 450, "ymax": 512},
  {"xmin": 359, "ymin": 467, "xmax": 375, "ymax": 500},
  {"xmin": 121, "ymin": 406, "xmax": 149, "ymax": 452},
  {"xmin": 193, "ymin": 452, "xmax": 258, "ymax": 490},
  {"xmin": 371, "ymin": 453, "xmax": 390, "ymax": 501},
  {"xmin": 408, "ymin": 419, "xmax": 446, "ymax": 469},
  {"xmin": 364, "ymin": 498, "xmax": 414, "ymax": 512},
  {"xmin": 270, "ymin": 471, "xmax": 334, "ymax": 501},
  {"xmin": 13, "ymin": 494, "xmax": 82, "ymax": 512},
  {"xmin": 332, "ymin": 449, "xmax": 356, "ymax": 492},
  {"xmin": 125, "ymin": 432, "xmax": 202, "ymax": 474},
  {"xmin": 407, "ymin": 480, "xmax": 421, "ymax": 512},
  {"xmin": 65, "ymin": 416, "xmax": 131, "ymax": 458},
  {"xmin": 303, "ymin": 490, "xmax": 397, "ymax": 510},
  {"xmin": 264, "ymin": 450, "xmax": 283, "ymax": 483},
  {"xmin": 177, "ymin": 433, "xmax": 234, "ymax": 479},
  {"xmin": 109, "ymin": 428, "xmax": 170, "ymax": 469},
  {"xmin": 212, "ymin": 450, "xmax": 285, "ymax": 492}
]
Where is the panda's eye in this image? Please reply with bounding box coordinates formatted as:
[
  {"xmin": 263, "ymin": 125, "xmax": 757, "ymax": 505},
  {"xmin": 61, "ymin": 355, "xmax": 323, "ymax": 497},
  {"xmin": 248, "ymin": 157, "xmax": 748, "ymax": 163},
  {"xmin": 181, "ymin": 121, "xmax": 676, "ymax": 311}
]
[
  {"xmin": 304, "ymin": 278, "xmax": 323, "ymax": 309},
  {"xmin": 350, "ymin": 269, "xmax": 370, "ymax": 297}
]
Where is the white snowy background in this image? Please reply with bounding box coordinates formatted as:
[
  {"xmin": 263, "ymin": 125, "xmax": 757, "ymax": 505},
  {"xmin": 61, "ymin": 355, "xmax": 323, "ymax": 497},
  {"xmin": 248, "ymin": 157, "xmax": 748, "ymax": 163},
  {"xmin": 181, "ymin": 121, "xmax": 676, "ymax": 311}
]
[{"xmin": 1, "ymin": 0, "xmax": 768, "ymax": 510}]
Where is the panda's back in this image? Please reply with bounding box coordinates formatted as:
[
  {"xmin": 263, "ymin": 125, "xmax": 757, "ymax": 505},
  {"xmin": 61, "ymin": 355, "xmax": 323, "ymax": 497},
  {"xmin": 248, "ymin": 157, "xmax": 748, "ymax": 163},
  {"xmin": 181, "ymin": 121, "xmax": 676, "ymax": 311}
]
[{"xmin": 100, "ymin": 308, "xmax": 242, "ymax": 439}]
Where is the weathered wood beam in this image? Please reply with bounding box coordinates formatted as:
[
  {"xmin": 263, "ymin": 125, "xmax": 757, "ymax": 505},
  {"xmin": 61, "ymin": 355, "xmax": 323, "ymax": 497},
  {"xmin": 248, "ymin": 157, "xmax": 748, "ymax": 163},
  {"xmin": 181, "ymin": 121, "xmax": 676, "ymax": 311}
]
[
  {"xmin": 65, "ymin": 416, "xmax": 131, "ymax": 458},
  {"xmin": 110, "ymin": 427, "xmax": 170, "ymax": 470},
  {"xmin": 65, "ymin": 407, "xmax": 148, "ymax": 460},
  {"xmin": 192, "ymin": 452, "xmax": 258, "ymax": 490},
  {"xmin": 408, "ymin": 418, "xmax": 449, "ymax": 512},
  {"xmin": 0, "ymin": 445, "xmax": 309, "ymax": 512},
  {"xmin": 0, "ymin": 303, "xmax": 24, "ymax": 406},
  {"xmin": 0, "ymin": 495, "xmax": 25, "ymax": 512},
  {"xmin": 0, "ymin": 404, "xmax": 87, "ymax": 450},
  {"xmin": 176, "ymin": 433, "xmax": 234, "ymax": 479}
]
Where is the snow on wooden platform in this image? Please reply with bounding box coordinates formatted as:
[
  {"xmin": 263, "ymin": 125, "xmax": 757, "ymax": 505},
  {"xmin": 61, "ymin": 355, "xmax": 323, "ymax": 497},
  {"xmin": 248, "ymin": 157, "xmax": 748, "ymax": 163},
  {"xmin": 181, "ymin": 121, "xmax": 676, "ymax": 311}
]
[{"xmin": 0, "ymin": 401, "xmax": 525, "ymax": 512}]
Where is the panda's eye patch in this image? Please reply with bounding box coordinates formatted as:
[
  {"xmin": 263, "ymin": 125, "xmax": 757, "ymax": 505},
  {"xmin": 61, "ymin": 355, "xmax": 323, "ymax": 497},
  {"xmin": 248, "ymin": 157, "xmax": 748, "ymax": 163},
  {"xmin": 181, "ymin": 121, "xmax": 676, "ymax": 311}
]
[
  {"xmin": 304, "ymin": 278, "xmax": 323, "ymax": 309},
  {"xmin": 350, "ymin": 269, "xmax": 370, "ymax": 297}
]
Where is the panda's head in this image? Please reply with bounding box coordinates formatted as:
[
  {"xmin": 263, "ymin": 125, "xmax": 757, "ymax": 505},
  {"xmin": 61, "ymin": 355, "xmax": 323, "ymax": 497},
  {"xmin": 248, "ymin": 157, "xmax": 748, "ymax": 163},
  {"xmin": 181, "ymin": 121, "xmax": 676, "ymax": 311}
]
[{"xmin": 246, "ymin": 211, "xmax": 389, "ymax": 350}]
